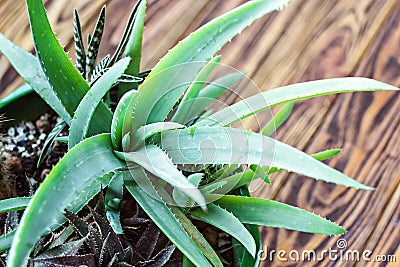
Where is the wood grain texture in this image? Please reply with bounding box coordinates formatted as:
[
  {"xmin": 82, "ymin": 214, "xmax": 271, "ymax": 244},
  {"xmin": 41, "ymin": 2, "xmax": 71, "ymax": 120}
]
[{"xmin": 0, "ymin": 0, "xmax": 399, "ymax": 266}]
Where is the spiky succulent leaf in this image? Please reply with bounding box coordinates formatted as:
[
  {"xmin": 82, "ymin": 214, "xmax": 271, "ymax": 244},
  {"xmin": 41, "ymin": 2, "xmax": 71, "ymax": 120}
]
[
  {"xmin": 90, "ymin": 208, "xmax": 124, "ymax": 258},
  {"xmin": 232, "ymin": 186, "xmax": 262, "ymax": 267},
  {"xmin": 312, "ymin": 148, "xmax": 342, "ymax": 161},
  {"xmin": 135, "ymin": 223, "xmax": 160, "ymax": 261},
  {"xmin": 111, "ymin": 90, "xmax": 136, "ymax": 150},
  {"xmin": 64, "ymin": 210, "xmax": 89, "ymax": 238},
  {"xmin": 124, "ymin": 177, "xmax": 212, "ymax": 267},
  {"xmin": 89, "ymin": 54, "xmax": 110, "ymax": 84},
  {"xmin": 68, "ymin": 58, "xmax": 130, "ymax": 148},
  {"xmin": 105, "ymin": 173, "xmax": 124, "ymax": 234},
  {"xmin": 33, "ymin": 237, "xmax": 86, "ymax": 259},
  {"xmin": 0, "ymin": 83, "xmax": 32, "ymax": 109},
  {"xmin": 30, "ymin": 254, "xmax": 96, "ymax": 266},
  {"xmin": 37, "ymin": 120, "xmax": 67, "ymax": 167},
  {"xmin": 133, "ymin": 122, "xmax": 185, "ymax": 149},
  {"xmin": 170, "ymin": 205, "xmax": 223, "ymax": 267},
  {"xmin": 144, "ymin": 245, "xmax": 176, "ymax": 267},
  {"xmin": 73, "ymin": 9, "xmax": 86, "ymax": 77},
  {"xmin": 109, "ymin": 0, "xmax": 144, "ymax": 67},
  {"xmin": 211, "ymin": 195, "xmax": 345, "ymax": 235},
  {"xmin": 202, "ymin": 170, "xmax": 256, "ymax": 195},
  {"xmin": 48, "ymin": 226, "xmax": 75, "ymax": 250},
  {"xmin": 128, "ymin": 0, "xmax": 292, "ymax": 136},
  {"xmin": 267, "ymin": 148, "xmax": 343, "ymax": 174},
  {"xmin": 24, "ymin": 0, "xmax": 112, "ymax": 134},
  {"xmin": 114, "ymin": 145, "xmax": 206, "ymax": 209},
  {"xmin": 0, "ymin": 197, "xmax": 30, "ymax": 213},
  {"xmin": 8, "ymin": 134, "xmax": 125, "ymax": 267},
  {"xmin": 0, "ymin": 34, "xmax": 70, "ymax": 123},
  {"xmin": 261, "ymin": 102, "xmax": 294, "ymax": 136},
  {"xmin": 0, "ymin": 230, "xmax": 15, "ymax": 253},
  {"xmin": 172, "ymin": 56, "xmax": 221, "ymax": 124},
  {"xmin": 173, "ymin": 173, "xmax": 203, "ymax": 208},
  {"xmin": 160, "ymin": 126, "xmax": 372, "ymax": 189},
  {"xmin": 185, "ymin": 72, "xmax": 245, "ymax": 124},
  {"xmin": 198, "ymin": 78, "xmax": 399, "ymax": 126},
  {"xmin": 119, "ymin": 0, "xmax": 147, "ymax": 95},
  {"xmin": 86, "ymin": 6, "xmax": 106, "ymax": 80},
  {"xmin": 190, "ymin": 203, "xmax": 256, "ymax": 257}
]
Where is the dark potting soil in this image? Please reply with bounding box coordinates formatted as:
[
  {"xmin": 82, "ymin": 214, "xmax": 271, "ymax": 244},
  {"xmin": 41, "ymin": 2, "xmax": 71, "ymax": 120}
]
[{"xmin": 0, "ymin": 113, "xmax": 235, "ymax": 266}]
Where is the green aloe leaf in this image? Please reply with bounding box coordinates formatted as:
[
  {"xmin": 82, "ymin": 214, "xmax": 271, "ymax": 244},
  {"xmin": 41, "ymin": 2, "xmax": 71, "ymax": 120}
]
[
  {"xmin": 129, "ymin": 0, "xmax": 292, "ymax": 136},
  {"xmin": 25, "ymin": 0, "xmax": 111, "ymax": 135},
  {"xmin": 170, "ymin": 205, "xmax": 223, "ymax": 267},
  {"xmin": 312, "ymin": 148, "xmax": 342, "ymax": 161},
  {"xmin": 172, "ymin": 56, "xmax": 221, "ymax": 124},
  {"xmin": 109, "ymin": 0, "xmax": 144, "ymax": 67},
  {"xmin": 232, "ymin": 186, "xmax": 262, "ymax": 267},
  {"xmin": 187, "ymin": 72, "xmax": 245, "ymax": 123},
  {"xmin": 105, "ymin": 172, "xmax": 124, "ymax": 234},
  {"xmin": 160, "ymin": 126, "xmax": 372, "ymax": 190},
  {"xmin": 68, "ymin": 58, "xmax": 130, "ymax": 149},
  {"xmin": 111, "ymin": 90, "xmax": 136, "ymax": 150},
  {"xmin": 37, "ymin": 120, "xmax": 67, "ymax": 167},
  {"xmin": 133, "ymin": 122, "xmax": 185, "ymax": 149},
  {"xmin": 213, "ymin": 195, "xmax": 345, "ymax": 235},
  {"xmin": 202, "ymin": 170, "xmax": 256, "ymax": 195},
  {"xmin": 86, "ymin": 6, "xmax": 106, "ymax": 80},
  {"xmin": 114, "ymin": 145, "xmax": 206, "ymax": 209},
  {"xmin": 0, "ymin": 197, "xmax": 30, "ymax": 213},
  {"xmin": 261, "ymin": 102, "xmax": 294, "ymax": 136},
  {"xmin": 0, "ymin": 34, "xmax": 70, "ymax": 123},
  {"xmin": 118, "ymin": 0, "xmax": 147, "ymax": 95},
  {"xmin": 0, "ymin": 83, "xmax": 33, "ymax": 109},
  {"xmin": 201, "ymin": 148, "xmax": 343, "ymax": 195},
  {"xmin": 8, "ymin": 134, "xmax": 125, "ymax": 267},
  {"xmin": 198, "ymin": 77, "xmax": 399, "ymax": 126},
  {"xmin": 0, "ymin": 85, "xmax": 50, "ymax": 126},
  {"xmin": 191, "ymin": 203, "xmax": 256, "ymax": 257},
  {"xmin": 267, "ymin": 148, "xmax": 343, "ymax": 174},
  {"xmin": 0, "ymin": 230, "xmax": 15, "ymax": 253},
  {"xmin": 124, "ymin": 177, "xmax": 212, "ymax": 267}
]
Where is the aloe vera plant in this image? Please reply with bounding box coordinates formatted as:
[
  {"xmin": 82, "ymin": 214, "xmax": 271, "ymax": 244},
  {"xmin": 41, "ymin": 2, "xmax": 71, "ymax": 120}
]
[{"xmin": 0, "ymin": 0, "xmax": 398, "ymax": 266}]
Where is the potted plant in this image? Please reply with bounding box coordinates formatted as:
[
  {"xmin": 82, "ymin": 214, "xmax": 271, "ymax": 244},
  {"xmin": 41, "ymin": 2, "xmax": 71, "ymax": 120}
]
[{"xmin": 0, "ymin": 0, "xmax": 398, "ymax": 266}]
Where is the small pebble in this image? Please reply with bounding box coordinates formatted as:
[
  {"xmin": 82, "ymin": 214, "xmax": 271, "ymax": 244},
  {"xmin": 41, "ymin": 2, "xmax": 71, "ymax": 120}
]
[
  {"xmin": 5, "ymin": 144, "xmax": 15, "ymax": 151},
  {"xmin": 5, "ymin": 157, "xmax": 24, "ymax": 175},
  {"xmin": 26, "ymin": 121, "xmax": 35, "ymax": 131},
  {"xmin": 16, "ymin": 127, "xmax": 24, "ymax": 135},
  {"xmin": 21, "ymin": 151, "xmax": 33, "ymax": 158},
  {"xmin": 39, "ymin": 133, "xmax": 47, "ymax": 140},
  {"xmin": 16, "ymin": 135, "xmax": 27, "ymax": 143},
  {"xmin": 36, "ymin": 119, "xmax": 51, "ymax": 133},
  {"xmin": 7, "ymin": 127, "xmax": 15, "ymax": 137}
]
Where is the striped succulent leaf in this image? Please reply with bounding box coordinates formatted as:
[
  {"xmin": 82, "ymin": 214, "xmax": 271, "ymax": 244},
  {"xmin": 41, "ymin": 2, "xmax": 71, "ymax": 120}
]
[
  {"xmin": 89, "ymin": 54, "xmax": 110, "ymax": 83},
  {"xmin": 86, "ymin": 6, "xmax": 106, "ymax": 80},
  {"xmin": 73, "ymin": 9, "xmax": 86, "ymax": 78}
]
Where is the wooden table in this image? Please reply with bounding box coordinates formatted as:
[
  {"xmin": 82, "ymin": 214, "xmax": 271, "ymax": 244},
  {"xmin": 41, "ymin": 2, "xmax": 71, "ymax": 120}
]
[{"xmin": 0, "ymin": 0, "xmax": 399, "ymax": 266}]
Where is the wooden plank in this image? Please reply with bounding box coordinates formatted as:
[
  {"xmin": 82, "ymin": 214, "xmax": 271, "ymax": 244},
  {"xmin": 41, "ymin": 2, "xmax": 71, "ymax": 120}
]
[{"xmin": 259, "ymin": 1, "xmax": 400, "ymax": 266}]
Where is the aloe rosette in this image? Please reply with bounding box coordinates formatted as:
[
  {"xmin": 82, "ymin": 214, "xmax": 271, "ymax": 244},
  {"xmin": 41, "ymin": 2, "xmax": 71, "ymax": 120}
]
[{"xmin": 0, "ymin": 0, "xmax": 398, "ymax": 266}]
